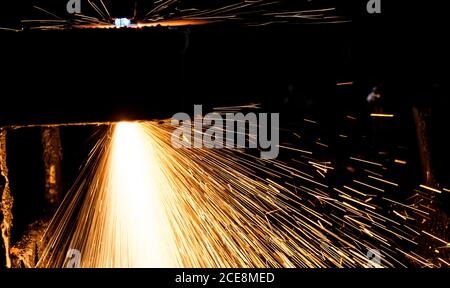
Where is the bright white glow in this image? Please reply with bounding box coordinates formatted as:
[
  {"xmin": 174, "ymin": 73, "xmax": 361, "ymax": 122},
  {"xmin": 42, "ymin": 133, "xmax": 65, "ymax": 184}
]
[
  {"xmin": 106, "ymin": 122, "xmax": 178, "ymax": 267},
  {"xmin": 114, "ymin": 18, "xmax": 131, "ymax": 27}
]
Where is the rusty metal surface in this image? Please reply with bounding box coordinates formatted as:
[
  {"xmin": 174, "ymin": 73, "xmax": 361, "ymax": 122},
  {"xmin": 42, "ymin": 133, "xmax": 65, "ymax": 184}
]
[
  {"xmin": 0, "ymin": 129, "xmax": 13, "ymax": 268},
  {"xmin": 41, "ymin": 127, "xmax": 63, "ymax": 211},
  {"xmin": 10, "ymin": 220, "xmax": 48, "ymax": 268}
]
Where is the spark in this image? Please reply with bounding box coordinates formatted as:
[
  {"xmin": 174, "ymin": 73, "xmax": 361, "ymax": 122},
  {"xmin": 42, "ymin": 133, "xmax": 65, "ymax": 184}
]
[
  {"xmin": 419, "ymin": 184, "xmax": 442, "ymax": 194},
  {"xmin": 336, "ymin": 81, "xmax": 353, "ymax": 86},
  {"xmin": 368, "ymin": 175, "xmax": 399, "ymax": 186},
  {"xmin": 315, "ymin": 141, "xmax": 329, "ymax": 148},
  {"xmin": 364, "ymin": 169, "xmax": 384, "ymax": 177},
  {"xmin": 438, "ymin": 258, "xmax": 450, "ymax": 266},
  {"xmin": 0, "ymin": 27, "xmax": 21, "ymax": 32},
  {"xmin": 278, "ymin": 145, "xmax": 312, "ymax": 155},
  {"xmin": 39, "ymin": 123, "xmax": 179, "ymax": 267},
  {"xmin": 353, "ymin": 180, "xmax": 385, "ymax": 193},
  {"xmin": 73, "ymin": 19, "xmax": 208, "ymax": 29},
  {"xmin": 370, "ymin": 114, "xmax": 395, "ymax": 118},
  {"xmin": 350, "ymin": 157, "xmax": 383, "ymax": 167},
  {"xmin": 342, "ymin": 185, "xmax": 373, "ymax": 197},
  {"xmin": 303, "ymin": 118, "xmax": 317, "ymax": 124},
  {"xmin": 421, "ymin": 231, "xmax": 449, "ymax": 245},
  {"xmin": 34, "ymin": 116, "xmax": 445, "ymax": 268},
  {"xmin": 17, "ymin": 0, "xmax": 348, "ymax": 31}
]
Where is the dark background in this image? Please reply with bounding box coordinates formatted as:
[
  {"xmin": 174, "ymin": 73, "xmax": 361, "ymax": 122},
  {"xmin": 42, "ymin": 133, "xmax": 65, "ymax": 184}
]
[{"xmin": 0, "ymin": 0, "xmax": 449, "ymax": 248}]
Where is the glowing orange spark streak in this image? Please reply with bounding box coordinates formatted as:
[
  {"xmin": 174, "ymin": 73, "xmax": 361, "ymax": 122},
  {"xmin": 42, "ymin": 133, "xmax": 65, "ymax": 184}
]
[
  {"xmin": 419, "ymin": 184, "xmax": 442, "ymax": 194},
  {"xmin": 370, "ymin": 113, "xmax": 394, "ymax": 118},
  {"xmin": 36, "ymin": 120, "xmax": 441, "ymax": 268}
]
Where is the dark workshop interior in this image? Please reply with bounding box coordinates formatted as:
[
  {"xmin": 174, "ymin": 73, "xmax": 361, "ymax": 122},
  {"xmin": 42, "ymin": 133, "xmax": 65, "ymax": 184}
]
[{"xmin": 0, "ymin": 0, "xmax": 449, "ymax": 268}]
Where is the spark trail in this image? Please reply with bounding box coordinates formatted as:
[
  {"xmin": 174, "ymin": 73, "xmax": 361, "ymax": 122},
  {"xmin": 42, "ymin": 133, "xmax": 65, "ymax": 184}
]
[
  {"xmin": 37, "ymin": 118, "xmax": 448, "ymax": 268},
  {"xmin": 15, "ymin": 0, "xmax": 348, "ymax": 31}
]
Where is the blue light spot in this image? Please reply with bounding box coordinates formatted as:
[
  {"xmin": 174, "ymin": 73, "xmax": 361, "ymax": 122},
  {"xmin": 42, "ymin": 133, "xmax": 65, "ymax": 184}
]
[{"xmin": 114, "ymin": 18, "xmax": 131, "ymax": 28}]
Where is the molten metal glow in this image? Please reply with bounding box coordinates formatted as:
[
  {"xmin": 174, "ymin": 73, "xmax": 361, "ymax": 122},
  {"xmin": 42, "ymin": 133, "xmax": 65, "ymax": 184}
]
[
  {"xmin": 113, "ymin": 18, "xmax": 131, "ymax": 28},
  {"xmin": 39, "ymin": 123, "xmax": 180, "ymax": 267},
  {"xmin": 73, "ymin": 19, "xmax": 209, "ymax": 29}
]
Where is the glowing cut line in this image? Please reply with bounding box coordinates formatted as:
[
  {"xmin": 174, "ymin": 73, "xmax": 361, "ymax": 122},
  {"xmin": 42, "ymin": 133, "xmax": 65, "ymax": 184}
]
[{"xmin": 74, "ymin": 19, "xmax": 209, "ymax": 29}]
